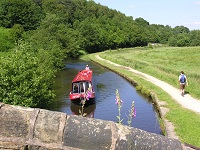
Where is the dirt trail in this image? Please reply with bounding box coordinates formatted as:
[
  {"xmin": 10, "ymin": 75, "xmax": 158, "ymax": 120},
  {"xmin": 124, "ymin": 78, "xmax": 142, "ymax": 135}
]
[
  {"xmin": 95, "ymin": 55, "xmax": 200, "ymax": 149},
  {"xmin": 95, "ymin": 55, "xmax": 200, "ymax": 114}
]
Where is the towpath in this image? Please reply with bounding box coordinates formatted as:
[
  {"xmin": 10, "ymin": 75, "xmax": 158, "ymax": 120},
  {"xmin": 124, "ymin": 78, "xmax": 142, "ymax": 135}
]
[{"xmin": 95, "ymin": 55, "xmax": 200, "ymax": 114}]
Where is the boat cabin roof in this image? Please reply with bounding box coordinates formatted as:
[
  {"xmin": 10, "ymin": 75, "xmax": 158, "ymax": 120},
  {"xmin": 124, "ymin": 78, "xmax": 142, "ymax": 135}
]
[{"xmin": 72, "ymin": 70, "xmax": 93, "ymax": 83}]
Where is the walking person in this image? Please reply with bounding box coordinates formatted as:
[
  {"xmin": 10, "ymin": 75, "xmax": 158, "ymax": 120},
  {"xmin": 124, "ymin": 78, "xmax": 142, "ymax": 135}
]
[{"xmin": 178, "ymin": 71, "xmax": 188, "ymax": 96}]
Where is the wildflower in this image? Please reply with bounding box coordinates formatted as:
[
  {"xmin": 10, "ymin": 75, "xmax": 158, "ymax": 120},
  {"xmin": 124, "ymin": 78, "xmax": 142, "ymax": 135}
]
[
  {"xmin": 79, "ymin": 87, "xmax": 92, "ymax": 116},
  {"xmin": 127, "ymin": 101, "xmax": 136, "ymax": 126},
  {"xmin": 131, "ymin": 101, "xmax": 136, "ymax": 118},
  {"xmin": 86, "ymin": 88, "xmax": 92, "ymax": 100},
  {"xmin": 115, "ymin": 90, "xmax": 123, "ymax": 106},
  {"xmin": 116, "ymin": 89, "xmax": 123, "ymax": 124},
  {"xmin": 133, "ymin": 109, "xmax": 136, "ymax": 118},
  {"xmin": 115, "ymin": 96, "xmax": 118, "ymax": 104}
]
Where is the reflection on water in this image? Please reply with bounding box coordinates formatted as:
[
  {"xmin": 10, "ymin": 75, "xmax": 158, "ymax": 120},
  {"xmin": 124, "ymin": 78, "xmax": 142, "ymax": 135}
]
[
  {"xmin": 70, "ymin": 100, "xmax": 96, "ymax": 118},
  {"xmin": 52, "ymin": 59, "xmax": 162, "ymax": 135}
]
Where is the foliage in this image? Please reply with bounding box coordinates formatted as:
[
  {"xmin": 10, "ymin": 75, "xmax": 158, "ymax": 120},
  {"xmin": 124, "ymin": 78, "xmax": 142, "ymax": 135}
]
[
  {"xmin": 0, "ymin": 27, "xmax": 15, "ymax": 52},
  {"xmin": 189, "ymin": 30, "xmax": 200, "ymax": 46},
  {"xmin": 135, "ymin": 17, "xmax": 149, "ymax": 26},
  {"xmin": 0, "ymin": 0, "xmax": 44, "ymax": 31},
  {"xmin": 10, "ymin": 24, "xmax": 25, "ymax": 44},
  {"xmin": 0, "ymin": 43, "xmax": 56, "ymax": 108},
  {"xmin": 173, "ymin": 26, "xmax": 190, "ymax": 34},
  {"xmin": 169, "ymin": 33, "xmax": 190, "ymax": 47},
  {"xmin": 1, "ymin": 0, "xmax": 200, "ymax": 57},
  {"xmin": 24, "ymin": 0, "xmax": 149, "ymax": 56}
]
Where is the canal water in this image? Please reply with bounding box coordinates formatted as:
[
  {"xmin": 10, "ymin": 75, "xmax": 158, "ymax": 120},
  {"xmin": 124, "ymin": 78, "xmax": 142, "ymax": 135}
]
[{"xmin": 52, "ymin": 59, "xmax": 162, "ymax": 135}]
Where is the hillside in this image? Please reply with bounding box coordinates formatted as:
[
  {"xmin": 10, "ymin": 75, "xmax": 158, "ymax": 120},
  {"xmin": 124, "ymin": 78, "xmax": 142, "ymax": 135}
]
[{"xmin": 1, "ymin": 0, "xmax": 200, "ymax": 108}]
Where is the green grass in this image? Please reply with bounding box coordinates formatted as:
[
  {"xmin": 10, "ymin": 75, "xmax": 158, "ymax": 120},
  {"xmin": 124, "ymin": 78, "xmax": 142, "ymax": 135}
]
[
  {"xmin": 99, "ymin": 47, "xmax": 200, "ymax": 99},
  {"xmin": 86, "ymin": 46, "xmax": 200, "ymax": 147}
]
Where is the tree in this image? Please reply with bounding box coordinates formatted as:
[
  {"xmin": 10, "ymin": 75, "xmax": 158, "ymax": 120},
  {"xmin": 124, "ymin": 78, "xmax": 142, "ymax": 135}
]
[
  {"xmin": 0, "ymin": 0, "xmax": 44, "ymax": 31},
  {"xmin": 0, "ymin": 27, "xmax": 15, "ymax": 52},
  {"xmin": 174, "ymin": 26, "xmax": 190, "ymax": 34},
  {"xmin": 0, "ymin": 43, "xmax": 55, "ymax": 108},
  {"xmin": 189, "ymin": 30, "xmax": 200, "ymax": 46},
  {"xmin": 11, "ymin": 24, "xmax": 25, "ymax": 44},
  {"xmin": 135, "ymin": 17, "xmax": 149, "ymax": 26},
  {"xmin": 176, "ymin": 33, "xmax": 190, "ymax": 47}
]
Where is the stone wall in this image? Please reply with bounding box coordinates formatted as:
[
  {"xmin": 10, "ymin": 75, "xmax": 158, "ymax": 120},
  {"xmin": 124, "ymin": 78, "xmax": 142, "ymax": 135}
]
[{"xmin": 0, "ymin": 102, "xmax": 185, "ymax": 150}]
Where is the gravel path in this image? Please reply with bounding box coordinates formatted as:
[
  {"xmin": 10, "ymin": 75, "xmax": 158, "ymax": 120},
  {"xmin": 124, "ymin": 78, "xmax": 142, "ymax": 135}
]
[
  {"xmin": 95, "ymin": 55, "xmax": 200, "ymax": 114},
  {"xmin": 95, "ymin": 55, "xmax": 200, "ymax": 149}
]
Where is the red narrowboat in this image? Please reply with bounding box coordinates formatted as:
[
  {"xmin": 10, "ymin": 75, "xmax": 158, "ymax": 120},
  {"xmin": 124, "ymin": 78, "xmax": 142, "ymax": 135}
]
[{"xmin": 69, "ymin": 69, "xmax": 95, "ymax": 101}]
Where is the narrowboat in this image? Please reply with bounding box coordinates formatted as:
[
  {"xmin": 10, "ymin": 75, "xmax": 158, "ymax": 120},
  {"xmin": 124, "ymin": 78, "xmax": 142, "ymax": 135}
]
[{"xmin": 69, "ymin": 69, "xmax": 95, "ymax": 101}]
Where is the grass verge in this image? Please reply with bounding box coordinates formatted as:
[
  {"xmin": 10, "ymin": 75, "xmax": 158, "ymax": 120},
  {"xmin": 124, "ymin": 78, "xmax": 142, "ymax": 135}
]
[
  {"xmin": 98, "ymin": 47, "xmax": 200, "ymax": 99},
  {"xmin": 85, "ymin": 48, "xmax": 200, "ymax": 147}
]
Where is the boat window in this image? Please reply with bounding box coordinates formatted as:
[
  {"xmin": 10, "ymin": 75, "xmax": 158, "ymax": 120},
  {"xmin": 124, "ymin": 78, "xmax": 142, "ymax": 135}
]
[
  {"xmin": 80, "ymin": 82, "xmax": 85, "ymax": 93},
  {"xmin": 89, "ymin": 82, "xmax": 92, "ymax": 88},
  {"xmin": 73, "ymin": 83, "xmax": 79, "ymax": 93},
  {"xmin": 85, "ymin": 82, "xmax": 89, "ymax": 91}
]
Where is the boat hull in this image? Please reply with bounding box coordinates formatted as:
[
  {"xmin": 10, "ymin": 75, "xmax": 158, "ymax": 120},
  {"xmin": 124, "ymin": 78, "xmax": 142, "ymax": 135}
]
[{"xmin": 69, "ymin": 92, "xmax": 95, "ymax": 101}]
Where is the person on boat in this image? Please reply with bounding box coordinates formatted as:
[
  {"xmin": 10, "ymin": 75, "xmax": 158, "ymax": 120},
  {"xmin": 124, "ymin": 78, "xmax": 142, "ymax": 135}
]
[
  {"xmin": 178, "ymin": 71, "xmax": 188, "ymax": 96},
  {"xmin": 73, "ymin": 83, "xmax": 79, "ymax": 93},
  {"xmin": 85, "ymin": 64, "xmax": 90, "ymax": 70}
]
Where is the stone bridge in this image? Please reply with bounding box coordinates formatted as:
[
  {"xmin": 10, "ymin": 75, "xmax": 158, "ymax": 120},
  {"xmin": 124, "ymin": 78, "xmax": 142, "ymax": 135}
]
[{"xmin": 0, "ymin": 102, "xmax": 185, "ymax": 150}]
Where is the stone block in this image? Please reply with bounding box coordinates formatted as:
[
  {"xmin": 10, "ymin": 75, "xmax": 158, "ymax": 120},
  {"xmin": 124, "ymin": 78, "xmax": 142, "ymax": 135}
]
[
  {"xmin": 0, "ymin": 104, "xmax": 33, "ymax": 139},
  {"xmin": 63, "ymin": 115, "xmax": 112, "ymax": 149},
  {"xmin": 114, "ymin": 124, "xmax": 183, "ymax": 150},
  {"xmin": 33, "ymin": 109, "xmax": 66, "ymax": 144}
]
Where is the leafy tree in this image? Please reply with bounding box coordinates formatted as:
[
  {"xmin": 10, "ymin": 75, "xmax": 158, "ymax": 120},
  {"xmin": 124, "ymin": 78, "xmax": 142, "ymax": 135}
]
[
  {"xmin": 11, "ymin": 24, "xmax": 25, "ymax": 44},
  {"xmin": 135, "ymin": 17, "xmax": 149, "ymax": 26},
  {"xmin": 0, "ymin": 43, "xmax": 55, "ymax": 108},
  {"xmin": 0, "ymin": 0, "xmax": 44, "ymax": 31},
  {"xmin": 176, "ymin": 33, "xmax": 190, "ymax": 47},
  {"xmin": 147, "ymin": 24, "xmax": 173, "ymax": 44},
  {"xmin": 76, "ymin": 18, "xmax": 104, "ymax": 52},
  {"xmin": 168, "ymin": 36, "xmax": 177, "ymax": 46},
  {"xmin": 27, "ymin": 13, "xmax": 83, "ymax": 60},
  {"xmin": 0, "ymin": 27, "xmax": 15, "ymax": 52},
  {"xmin": 189, "ymin": 30, "xmax": 200, "ymax": 46},
  {"xmin": 169, "ymin": 33, "xmax": 190, "ymax": 47},
  {"xmin": 174, "ymin": 26, "xmax": 190, "ymax": 34}
]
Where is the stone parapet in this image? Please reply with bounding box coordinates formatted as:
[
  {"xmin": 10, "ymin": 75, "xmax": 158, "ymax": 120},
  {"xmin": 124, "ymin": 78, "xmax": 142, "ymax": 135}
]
[{"xmin": 0, "ymin": 103, "xmax": 184, "ymax": 150}]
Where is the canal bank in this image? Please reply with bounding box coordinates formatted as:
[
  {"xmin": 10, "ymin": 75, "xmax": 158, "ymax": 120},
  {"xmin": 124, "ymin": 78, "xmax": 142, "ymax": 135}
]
[
  {"xmin": 89, "ymin": 54, "xmax": 179, "ymax": 140},
  {"xmin": 88, "ymin": 53, "xmax": 200, "ymax": 149}
]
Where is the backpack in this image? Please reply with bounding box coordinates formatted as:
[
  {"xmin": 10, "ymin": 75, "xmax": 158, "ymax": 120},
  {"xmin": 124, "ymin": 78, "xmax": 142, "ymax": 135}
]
[{"xmin": 180, "ymin": 75, "xmax": 186, "ymax": 83}]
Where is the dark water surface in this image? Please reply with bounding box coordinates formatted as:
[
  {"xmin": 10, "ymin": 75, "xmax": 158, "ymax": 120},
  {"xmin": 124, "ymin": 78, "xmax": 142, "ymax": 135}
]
[{"xmin": 52, "ymin": 59, "xmax": 162, "ymax": 134}]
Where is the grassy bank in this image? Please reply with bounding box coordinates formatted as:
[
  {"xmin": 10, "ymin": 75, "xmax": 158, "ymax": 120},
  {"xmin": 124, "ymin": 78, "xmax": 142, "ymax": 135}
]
[
  {"xmin": 85, "ymin": 47, "xmax": 200, "ymax": 147},
  {"xmin": 98, "ymin": 47, "xmax": 200, "ymax": 99}
]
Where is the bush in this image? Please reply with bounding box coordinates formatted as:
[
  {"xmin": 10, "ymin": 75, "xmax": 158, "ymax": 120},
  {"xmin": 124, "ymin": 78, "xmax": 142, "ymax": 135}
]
[
  {"xmin": 0, "ymin": 43, "xmax": 56, "ymax": 108},
  {"xmin": 0, "ymin": 27, "xmax": 15, "ymax": 52}
]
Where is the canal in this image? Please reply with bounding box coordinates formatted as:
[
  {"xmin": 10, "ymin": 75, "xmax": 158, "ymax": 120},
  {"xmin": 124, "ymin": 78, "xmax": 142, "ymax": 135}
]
[{"xmin": 52, "ymin": 59, "xmax": 162, "ymax": 135}]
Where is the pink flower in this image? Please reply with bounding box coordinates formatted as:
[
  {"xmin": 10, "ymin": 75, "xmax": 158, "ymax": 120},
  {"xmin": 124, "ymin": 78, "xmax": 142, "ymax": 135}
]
[
  {"xmin": 132, "ymin": 109, "xmax": 136, "ymax": 118},
  {"xmin": 130, "ymin": 101, "xmax": 136, "ymax": 118},
  {"xmin": 115, "ymin": 96, "xmax": 119, "ymax": 104},
  {"xmin": 115, "ymin": 96, "xmax": 123, "ymax": 105},
  {"xmin": 86, "ymin": 89, "xmax": 92, "ymax": 100}
]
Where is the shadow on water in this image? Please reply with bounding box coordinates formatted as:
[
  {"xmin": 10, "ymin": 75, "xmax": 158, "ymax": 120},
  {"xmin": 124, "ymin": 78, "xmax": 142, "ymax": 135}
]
[
  {"xmin": 70, "ymin": 100, "xmax": 96, "ymax": 118},
  {"xmin": 52, "ymin": 59, "xmax": 162, "ymax": 135}
]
